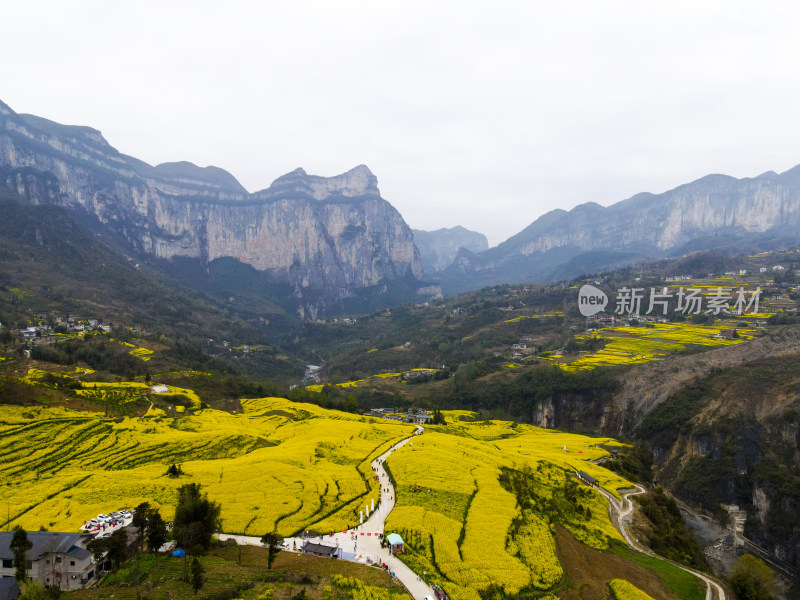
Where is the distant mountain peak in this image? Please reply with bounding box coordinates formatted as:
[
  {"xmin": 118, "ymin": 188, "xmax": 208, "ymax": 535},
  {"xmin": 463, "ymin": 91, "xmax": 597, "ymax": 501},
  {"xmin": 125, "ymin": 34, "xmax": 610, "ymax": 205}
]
[
  {"xmin": 263, "ymin": 164, "xmax": 379, "ymax": 202},
  {"xmin": 152, "ymin": 161, "xmax": 246, "ymax": 194},
  {"xmin": 412, "ymin": 226, "xmax": 489, "ymax": 273}
]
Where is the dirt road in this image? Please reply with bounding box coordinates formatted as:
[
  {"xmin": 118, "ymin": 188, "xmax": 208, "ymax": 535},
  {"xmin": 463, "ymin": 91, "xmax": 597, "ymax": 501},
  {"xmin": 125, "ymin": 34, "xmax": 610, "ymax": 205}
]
[{"xmin": 597, "ymin": 484, "xmax": 726, "ymax": 600}]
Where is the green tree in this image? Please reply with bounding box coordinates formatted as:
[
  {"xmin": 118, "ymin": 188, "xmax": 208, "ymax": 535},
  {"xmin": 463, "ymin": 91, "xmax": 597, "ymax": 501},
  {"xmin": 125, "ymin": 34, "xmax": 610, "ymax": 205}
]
[
  {"xmin": 191, "ymin": 557, "xmax": 204, "ymax": 594},
  {"xmin": 17, "ymin": 581, "xmax": 47, "ymax": 600},
  {"xmin": 86, "ymin": 537, "xmax": 107, "ymax": 567},
  {"xmin": 10, "ymin": 526, "xmax": 32, "ymax": 582},
  {"xmin": 146, "ymin": 509, "xmax": 168, "ymax": 554},
  {"xmin": 728, "ymin": 554, "xmax": 775, "ymax": 600},
  {"xmin": 131, "ymin": 501, "xmax": 150, "ymax": 553},
  {"xmin": 260, "ymin": 531, "xmax": 284, "ymax": 568},
  {"xmin": 166, "ymin": 463, "xmax": 183, "ymax": 477},
  {"xmin": 131, "ymin": 501, "xmax": 150, "ymax": 531},
  {"xmin": 106, "ymin": 528, "xmax": 128, "ymax": 571},
  {"xmin": 173, "ymin": 483, "xmax": 221, "ymax": 552}
]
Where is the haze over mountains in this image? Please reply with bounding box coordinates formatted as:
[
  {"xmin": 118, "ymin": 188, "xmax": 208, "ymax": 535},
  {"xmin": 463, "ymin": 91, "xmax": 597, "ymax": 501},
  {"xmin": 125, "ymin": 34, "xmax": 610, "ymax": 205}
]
[
  {"xmin": 411, "ymin": 226, "xmax": 488, "ymax": 274},
  {"xmin": 3, "ymin": 98, "xmax": 800, "ymax": 312}
]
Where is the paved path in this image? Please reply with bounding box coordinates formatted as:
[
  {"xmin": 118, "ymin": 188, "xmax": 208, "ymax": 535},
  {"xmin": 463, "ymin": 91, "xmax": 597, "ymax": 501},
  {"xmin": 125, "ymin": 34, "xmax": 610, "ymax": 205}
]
[
  {"xmin": 219, "ymin": 426, "xmax": 434, "ymax": 600},
  {"xmin": 596, "ymin": 484, "xmax": 726, "ymax": 600}
]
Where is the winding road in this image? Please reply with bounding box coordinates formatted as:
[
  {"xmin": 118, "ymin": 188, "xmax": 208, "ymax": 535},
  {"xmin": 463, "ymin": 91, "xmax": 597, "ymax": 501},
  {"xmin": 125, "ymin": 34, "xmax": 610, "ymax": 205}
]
[
  {"xmin": 219, "ymin": 425, "xmax": 433, "ymax": 599},
  {"xmin": 219, "ymin": 428, "xmax": 726, "ymax": 600},
  {"xmin": 596, "ymin": 484, "xmax": 726, "ymax": 600}
]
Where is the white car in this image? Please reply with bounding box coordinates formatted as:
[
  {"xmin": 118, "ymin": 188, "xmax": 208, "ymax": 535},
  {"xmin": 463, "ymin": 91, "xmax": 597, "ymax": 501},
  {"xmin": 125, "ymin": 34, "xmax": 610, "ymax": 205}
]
[
  {"xmin": 118, "ymin": 510, "xmax": 132, "ymax": 519},
  {"xmin": 97, "ymin": 514, "xmax": 113, "ymax": 523}
]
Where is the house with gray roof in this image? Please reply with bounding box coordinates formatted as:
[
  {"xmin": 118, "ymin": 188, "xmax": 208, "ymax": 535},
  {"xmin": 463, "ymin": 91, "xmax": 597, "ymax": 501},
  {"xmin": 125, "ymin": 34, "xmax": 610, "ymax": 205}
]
[
  {"xmin": 0, "ymin": 531, "xmax": 97, "ymax": 592},
  {"xmin": 301, "ymin": 541, "xmax": 339, "ymax": 558}
]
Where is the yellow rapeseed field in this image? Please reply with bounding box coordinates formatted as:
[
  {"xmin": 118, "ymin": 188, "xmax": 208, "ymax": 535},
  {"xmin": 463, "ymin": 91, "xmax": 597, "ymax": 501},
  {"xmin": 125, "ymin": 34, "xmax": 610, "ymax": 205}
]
[
  {"xmin": 384, "ymin": 416, "xmax": 629, "ymax": 600},
  {"xmin": 608, "ymin": 579, "xmax": 657, "ymax": 600},
  {"xmin": 0, "ymin": 398, "xmax": 409, "ymax": 536},
  {"xmin": 544, "ymin": 321, "xmax": 765, "ymax": 371},
  {"xmin": 1, "ymin": 396, "xmax": 629, "ymax": 599}
]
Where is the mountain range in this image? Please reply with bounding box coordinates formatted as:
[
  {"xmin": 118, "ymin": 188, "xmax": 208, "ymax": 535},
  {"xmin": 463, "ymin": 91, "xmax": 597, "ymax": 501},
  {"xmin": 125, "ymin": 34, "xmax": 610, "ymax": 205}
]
[
  {"xmin": 3, "ymin": 98, "xmax": 800, "ymax": 311},
  {"xmin": 0, "ymin": 99, "xmax": 426, "ymax": 318},
  {"xmin": 435, "ymin": 166, "xmax": 800, "ymax": 292}
]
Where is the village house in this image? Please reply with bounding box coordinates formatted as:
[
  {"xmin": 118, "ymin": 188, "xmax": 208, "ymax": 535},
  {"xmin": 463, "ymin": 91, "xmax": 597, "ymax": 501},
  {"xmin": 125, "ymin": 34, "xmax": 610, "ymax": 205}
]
[
  {"xmin": 0, "ymin": 531, "xmax": 97, "ymax": 592},
  {"xmin": 301, "ymin": 541, "xmax": 339, "ymax": 558},
  {"xmin": 301, "ymin": 541, "xmax": 338, "ymax": 558},
  {"xmin": 587, "ymin": 312, "xmax": 615, "ymax": 326},
  {"xmin": 403, "ymin": 408, "xmax": 432, "ymax": 424},
  {"xmin": 403, "ymin": 370, "xmax": 435, "ymax": 383}
]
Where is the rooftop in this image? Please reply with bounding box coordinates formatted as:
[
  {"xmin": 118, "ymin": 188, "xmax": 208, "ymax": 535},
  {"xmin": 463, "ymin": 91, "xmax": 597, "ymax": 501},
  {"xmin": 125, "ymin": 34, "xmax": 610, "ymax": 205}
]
[{"xmin": 0, "ymin": 531, "xmax": 89, "ymax": 561}]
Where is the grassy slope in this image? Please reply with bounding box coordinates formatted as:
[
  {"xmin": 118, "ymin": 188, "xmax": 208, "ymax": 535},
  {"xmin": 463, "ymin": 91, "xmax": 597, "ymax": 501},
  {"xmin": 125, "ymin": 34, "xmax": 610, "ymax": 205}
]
[{"xmin": 65, "ymin": 544, "xmax": 411, "ymax": 600}]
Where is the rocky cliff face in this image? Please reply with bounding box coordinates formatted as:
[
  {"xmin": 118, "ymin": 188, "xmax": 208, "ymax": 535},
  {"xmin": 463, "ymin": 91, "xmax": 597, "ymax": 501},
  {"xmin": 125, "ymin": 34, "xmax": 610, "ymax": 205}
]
[
  {"xmin": 0, "ymin": 100, "xmax": 423, "ymax": 313},
  {"xmin": 441, "ymin": 166, "xmax": 800, "ymax": 293},
  {"xmin": 412, "ymin": 226, "xmax": 489, "ymax": 273},
  {"xmin": 519, "ymin": 329, "xmax": 800, "ymax": 569}
]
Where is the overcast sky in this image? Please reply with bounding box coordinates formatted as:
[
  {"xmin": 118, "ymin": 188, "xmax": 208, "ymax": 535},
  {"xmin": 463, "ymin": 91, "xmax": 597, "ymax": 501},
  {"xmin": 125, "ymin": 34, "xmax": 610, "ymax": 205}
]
[{"xmin": 3, "ymin": 1, "xmax": 800, "ymax": 246}]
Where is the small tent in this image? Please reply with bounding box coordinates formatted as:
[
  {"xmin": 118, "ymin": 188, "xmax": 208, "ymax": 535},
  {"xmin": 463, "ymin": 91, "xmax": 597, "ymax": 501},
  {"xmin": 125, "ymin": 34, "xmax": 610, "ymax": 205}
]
[{"xmin": 172, "ymin": 549, "xmax": 186, "ymax": 558}]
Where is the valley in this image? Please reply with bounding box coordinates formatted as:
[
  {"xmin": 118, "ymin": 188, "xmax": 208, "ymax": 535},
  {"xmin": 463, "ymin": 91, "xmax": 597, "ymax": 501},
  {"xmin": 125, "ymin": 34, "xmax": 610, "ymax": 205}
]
[{"xmin": 1, "ymin": 99, "xmax": 799, "ymax": 599}]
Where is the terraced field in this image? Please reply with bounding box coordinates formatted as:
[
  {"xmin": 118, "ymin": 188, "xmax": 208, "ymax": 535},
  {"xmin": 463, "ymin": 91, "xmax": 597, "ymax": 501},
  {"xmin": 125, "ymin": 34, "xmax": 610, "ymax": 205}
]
[
  {"xmin": 543, "ymin": 321, "xmax": 766, "ymax": 371},
  {"xmin": 384, "ymin": 418, "xmax": 631, "ymax": 600},
  {"xmin": 0, "ymin": 398, "xmax": 409, "ymax": 535},
  {"xmin": 0, "ymin": 398, "xmax": 643, "ymax": 599}
]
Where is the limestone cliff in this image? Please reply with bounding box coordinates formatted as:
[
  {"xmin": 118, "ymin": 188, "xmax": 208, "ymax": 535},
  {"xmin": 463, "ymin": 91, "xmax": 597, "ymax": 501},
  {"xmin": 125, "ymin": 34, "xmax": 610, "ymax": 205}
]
[
  {"xmin": 440, "ymin": 166, "xmax": 800, "ymax": 293},
  {"xmin": 0, "ymin": 99, "xmax": 423, "ymax": 310}
]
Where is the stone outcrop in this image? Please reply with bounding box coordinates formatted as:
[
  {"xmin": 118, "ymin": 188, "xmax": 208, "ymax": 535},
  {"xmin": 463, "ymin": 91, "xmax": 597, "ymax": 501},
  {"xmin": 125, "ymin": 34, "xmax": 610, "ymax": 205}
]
[{"xmin": 0, "ymin": 100, "xmax": 422, "ymax": 308}]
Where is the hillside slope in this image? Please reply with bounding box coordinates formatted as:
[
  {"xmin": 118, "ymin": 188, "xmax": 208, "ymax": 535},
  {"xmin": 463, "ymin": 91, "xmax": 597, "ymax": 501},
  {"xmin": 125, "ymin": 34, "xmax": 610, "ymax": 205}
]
[{"xmin": 0, "ymin": 183, "xmax": 304, "ymax": 382}]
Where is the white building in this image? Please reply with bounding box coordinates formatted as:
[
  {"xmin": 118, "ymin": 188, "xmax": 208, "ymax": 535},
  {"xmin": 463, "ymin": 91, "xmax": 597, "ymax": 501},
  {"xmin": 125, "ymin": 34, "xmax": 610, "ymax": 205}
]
[{"xmin": 0, "ymin": 531, "xmax": 97, "ymax": 592}]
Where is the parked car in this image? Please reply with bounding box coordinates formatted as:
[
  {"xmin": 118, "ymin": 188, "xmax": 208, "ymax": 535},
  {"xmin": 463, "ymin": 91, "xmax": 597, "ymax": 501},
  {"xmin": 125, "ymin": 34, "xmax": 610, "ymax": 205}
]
[
  {"xmin": 118, "ymin": 510, "xmax": 132, "ymax": 519},
  {"xmin": 97, "ymin": 514, "xmax": 113, "ymax": 523}
]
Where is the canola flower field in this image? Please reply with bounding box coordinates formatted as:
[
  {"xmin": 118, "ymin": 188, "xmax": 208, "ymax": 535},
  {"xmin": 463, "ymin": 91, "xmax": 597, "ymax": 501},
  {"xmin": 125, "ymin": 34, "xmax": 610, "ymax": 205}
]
[
  {"xmin": 543, "ymin": 320, "xmax": 765, "ymax": 371},
  {"xmin": 0, "ymin": 398, "xmax": 409, "ymax": 536},
  {"xmin": 385, "ymin": 418, "xmax": 631, "ymax": 600},
  {"xmin": 608, "ymin": 578, "xmax": 657, "ymax": 600},
  {"xmin": 0, "ymin": 394, "xmax": 631, "ymax": 599},
  {"xmin": 306, "ymin": 368, "xmax": 438, "ymax": 392}
]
